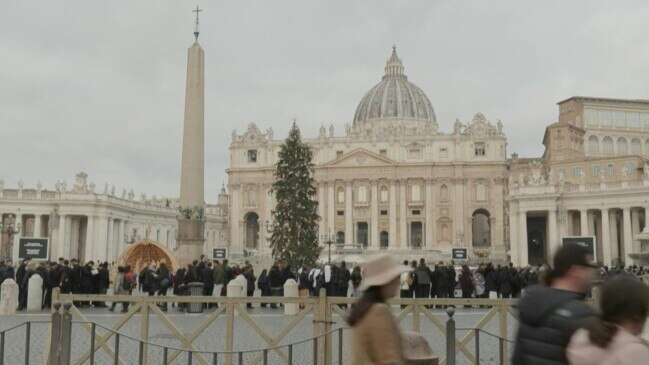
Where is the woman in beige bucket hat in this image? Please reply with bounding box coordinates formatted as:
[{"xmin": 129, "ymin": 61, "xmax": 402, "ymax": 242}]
[{"xmin": 347, "ymin": 253, "xmax": 410, "ymax": 364}]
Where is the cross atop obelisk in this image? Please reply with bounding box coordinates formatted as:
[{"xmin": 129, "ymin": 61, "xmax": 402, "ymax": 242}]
[{"xmin": 193, "ymin": 6, "xmax": 203, "ymax": 41}]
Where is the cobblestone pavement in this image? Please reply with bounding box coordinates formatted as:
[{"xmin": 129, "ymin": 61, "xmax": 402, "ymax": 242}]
[{"xmin": 1, "ymin": 304, "xmax": 522, "ymax": 364}]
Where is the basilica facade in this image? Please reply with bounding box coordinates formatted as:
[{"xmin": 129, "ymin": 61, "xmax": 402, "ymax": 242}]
[{"xmin": 227, "ymin": 47, "xmax": 509, "ymax": 259}]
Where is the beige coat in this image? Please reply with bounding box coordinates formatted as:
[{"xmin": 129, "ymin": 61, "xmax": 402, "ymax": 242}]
[
  {"xmin": 352, "ymin": 303, "xmax": 404, "ymax": 365},
  {"xmin": 567, "ymin": 327, "xmax": 649, "ymax": 365}
]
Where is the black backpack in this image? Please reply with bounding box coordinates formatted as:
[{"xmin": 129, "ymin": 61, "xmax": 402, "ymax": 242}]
[{"xmin": 122, "ymin": 275, "xmax": 132, "ymax": 290}]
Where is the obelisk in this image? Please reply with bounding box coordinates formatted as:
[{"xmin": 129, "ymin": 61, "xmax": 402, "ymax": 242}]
[{"xmin": 177, "ymin": 6, "xmax": 205, "ymax": 265}]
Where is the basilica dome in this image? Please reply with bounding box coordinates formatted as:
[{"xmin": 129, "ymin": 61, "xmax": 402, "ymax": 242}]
[{"xmin": 353, "ymin": 46, "xmax": 437, "ymax": 127}]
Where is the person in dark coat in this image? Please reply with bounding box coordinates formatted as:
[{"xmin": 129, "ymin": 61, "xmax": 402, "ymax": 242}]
[
  {"xmin": 459, "ymin": 265, "xmax": 474, "ymax": 300},
  {"xmin": 15, "ymin": 258, "xmax": 29, "ymax": 309},
  {"xmin": 1, "ymin": 260, "xmax": 15, "ymax": 284},
  {"xmin": 243, "ymin": 266, "xmax": 256, "ymax": 308},
  {"xmin": 484, "ymin": 263, "xmax": 499, "ymax": 297},
  {"xmin": 143, "ymin": 263, "xmax": 159, "ymax": 297},
  {"xmin": 70, "ymin": 259, "xmax": 82, "ymax": 298},
  {"xmin": 18, "ymin": 262, "xmax": 36, "ymax": 310},
  {"xmin": 80, "ymin": 261, "xmax": 95, "ymax": 307},
  {"xmin": 172, "ymin": 267, "xmax": 186, "ymax": 309},
  {"xmin": 202, "ymin": 262, "xmax": 215, "ymax": 308},
  {"xmin": 414, "ymin": 258, "xmax": 432, "ymax": 298},
  {"xmin": 446, "ymin": 263, "xmax": 457, "ymax": 298},
  {"xmin": 513, "ymin": 244, "xmax": 596, "ymax": 365},
  {"xmin": 435, "ymin": 262, "xmax": 450, "ymax": 299},
  {"xmin": 268, "ymin": 264, "xmax": 283, "ymax": 308},
  {"xmin": 156, "ymin": 262, "xmax": 171, "ymax": 310},
  {"xmin": 96, "ymin": 262, "xmax": 110, "ymax": 307},
  {"xmin": 45, "ymin": 262, "xmax": 59, "ymax": 308},
  {"xmin": 258, "ymin": 269, "xmax": 270, "ymax": 307},
  {"xmin": 60, "ymin": 260, "xmax": 73, "ymax": 294},
  {"xmin": 498, "ymin": 266, "xmax": 513, "ymax": 298}
]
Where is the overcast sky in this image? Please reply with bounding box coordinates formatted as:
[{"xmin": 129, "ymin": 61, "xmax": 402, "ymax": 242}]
[{"xmin": 2, "ymin": 1, "xmax": 649, "ymax": 202}]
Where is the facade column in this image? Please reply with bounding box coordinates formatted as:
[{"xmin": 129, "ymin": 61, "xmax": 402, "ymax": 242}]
[
  {"xmin": 370, "ymin": 181, "xmax": 379, "ymax": 248},
  {"xmin": 631, "ymin": 208, "xmax": 641, "ymax": 256},
  {"xmin": 622, "ymin": 207, "xmax": 633, "ymax": 264},
  {"xmin": 587, "ymin": 211, "xmax": 595, "ymax": 237},
  {"xmin": 425, "ymin": 179, "xmax": 434, "ymax": 247},
  {"xmin": 548, "ymin": 209, "xmax": 558, "ymax": 263},
  {"xmin": 579, "ymin": 209, "xmax": 588, "ymax": 236},
  {"xmin": 389, "ymin": 181, "xmax": 397, "ymax": 249},
  {"xmin": 318, "ymin": 182, "xmax": 326, "ymax": 236},
  {"xmin": 519, "ymin": 210, "xmax": 528, "ymax": 267},
  {"xmin": 399, "ymin": 180, "xmax": 407, "ymax": 247},
  {"xmin": 609, "ymin": 211, "xmax": 619, "ymax": 262},
  {"xmin": 601, "ymin": 208, "xmax": 611, "ymax": 266},
  {"xmin": 106, "ymin": 218, "xmax": 114, "ymax": 262},
  {"xmin": 12, "ymin": 214, "xmax": 23, "ymax": 261},
  {"xmin": 345, "ymin": 181, "xmax": 353, "ymax": 245},
  {"xmin": 327, "ymin": 183, "xmax": 335, "ymax": 234},
  {"xmin": 508, "ymin": 204, "xmax": 519, "ymax": 264},
  {"xmin": 96, "ymin": 216, "xmax": 109, "ymax": 262},
  {"xmin": 34, "ymin": 214, "xmax": 42, "ymax": 238},
  {"xmin": 453, "ymin": 178, "xmax": 466, "ymax": 246},
  {"xmin": 230, "ymin": 184, "xmax": 241, "ymax": 251},
  {"xmin": 118, "ymin": 220, "xmax": 125, "ymax": 257},
  {"xmin": 85, "ymin": 216, "xmax": 95, "ymax": 262},
  {"xmin": 57, "ymin": 214, "xmax": 67, "ymax": 259}
]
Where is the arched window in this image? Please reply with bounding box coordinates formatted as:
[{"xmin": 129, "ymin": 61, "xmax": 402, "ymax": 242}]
[
  {"xmin": 380, "ymin": 186, "xmax": 388, "ymax": 202},
  {"xmin": 472, "ymin": 209, "xmax": 491, "ymax": 247},
  {"xmin": 588, "ymin": 136, "xmax": 599, "ymax": 154},
  {"xmin": 380, "ymin": 231, "xmax": 389, "ymax": 249},
  {"xmin": 411, "ymin": 185, "xmax": 421, "ymax": 201},
  {"xmin": 603, "ymin": 136, "xmax": 614, "ymax": 155},
  {"xmin": 358, "ymin": 186, "xmax": 367, "ymax": 203},
  {"xmin": 336, "ymin": 231, "xmax": 345, "ymax": 244},
  {"xmin": 337, "ymin": 187, "xmax": 344, "ymax": 203},
  {"xmin": 631, "ymin": 138, "xmax": 642, "ymax": 155},
  {"xmin": 475, "ymin": 184, "xmax": 486, "ymax": 202},
  {"xmin": 440, "ymin": 185, "xmax": 449, "ymax": 202},
  {"xmin": 617, "ymin": 137, "xmax": 628, "ymax": 155}
]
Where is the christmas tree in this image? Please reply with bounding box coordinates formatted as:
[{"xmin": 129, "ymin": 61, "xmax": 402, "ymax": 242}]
[{"xmin": 269, "ymin": 122, "xmax": 322, "ymax": 269}]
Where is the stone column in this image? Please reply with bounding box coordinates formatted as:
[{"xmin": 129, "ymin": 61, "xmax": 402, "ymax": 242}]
[
  {"xmin": 548, "ymin": 209, "xmax": 558, "ymax": 262},
  {"xmin": 610, "ymin": 211, "xmax": 619, "ymax": 262},
  {"xmin": 96, "ymin": 216, "xmax": 109, "ymax": 262},
  {"xmin": 85, "ymin": 216, "xmax": 95, "ymax": 261},
  {"xmin": 57, "ymin": 214, "xmax": 67, "ymax": 259},
  {"xmin": 601, "ymin": 208, "xmax": 611, "ymax": 266},
  {"xmin": 509, "ymin": 205, "xmax": 519, "ymax": 264},
  {"xmin": 118, "ymin": 220, "xmax": 125, "ymax": 258},
  {"xmin": 519, "ymin": 210, "xmax": 528, "ymax": 267},
  {"xmin": 453, "ymin": 178, "xmax": 465, "ymax": 246},
  {"xmin": 389, "ymin": 180, "xmax": 397, "ymax": 249},
  {"xmin": 425, "ymin": 179, "xmax": 434, "ymax": 247},
  {"xmin": 645, "ymin": 207, "xmax": 649, "ymax": 230},
  {"xmin": 345, "ymin": 181, "xmax": 353, "ymax": 245},
  {"xmin": 230, "ymin": 184, "xmax": 241, "ymax": 252},
  {"xmin": 106, "ymin": 218, "xmax": 114, "ymax": 262},
  {"xmin": 622, "ymin": 207, "xmax": 633, "ymax": 264},
  {"xmin": 587, "ymin": 211, "xmax": 595, "ymax": 237},
  {"xmin": 370, "ymin": 181, "xmax": 379, "ymax": 248},
  {"xmin": 318, "ymin": 182, "xmax": 326, "ymax": 236},
  {"xmin": 34, "ymin": 214, "xmax": 42, "ymax": 238},
  {"xmin": 631, "ymin": 208, "xmax": 641, "ymax": 256},
  {"xmin": 399, "ymin": 180, "xmax": 407, "ymax": 247},
  {"xmin": 327, "ymin": 183, "xmax": 335, "ymax": 234},
  {"xmin": 579, "ymin": 209, "xmax": 588, "ymax": 236},
  {"xmin": 12, "ymin": 214, "xmax": 23, "ymax": 261}
]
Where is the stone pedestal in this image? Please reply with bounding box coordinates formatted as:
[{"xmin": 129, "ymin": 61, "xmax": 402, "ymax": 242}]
[
  {"xmin": 0, "ymin": 279, "xmax": 19, "ymax": 315},
  {"xmin": 283, "ymin": 279, "xmax": 298, "ymax": 315},
  {"xmin": 27, "ymin": 274, "xmax": 43, "ymax": 311},
  {"xmin": 227, "ymin": 276, "xmax": 244, "ymax": 317},
  {"xmin": 176, "ymin": 219, "xmax": 205, "ymax": 266}
]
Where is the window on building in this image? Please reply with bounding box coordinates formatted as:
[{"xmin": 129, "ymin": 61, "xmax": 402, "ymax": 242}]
[
  {"xmin": 588, "ymin": 136, "xmax": 599, "ymax": 154},
  {"xmin": 440, "ymin": 148, "xmax": 448, "ymax": 158},
  {"xmin": 337, "ymin": 187, "xmax": 344, "ymax": 203},
  {"xmin": 380, "ymin": 210, "xmax": 388, "ymax": 216},
  {"xmin": 247, "ymin": 150, "xmax": 257, "ymax": 163},
  {"xmin": 614, "ymin": 110, "xmax": 626, "ymax": 127},
  {"xmin": 617, "ymin": 137, "xmax": 628, "ymax": 155},
  {"xmin": 440, "ymin": 185, "xmax": 449, "ymax": 202},
  {"xmin": 585, "ymin": 108, "xmax": 598, "ymax": 126},
  {"xmin": 573, "ymin": 167, "xmax": 583, "ymax": 179},
  {"xmin": 642, "ymin": 112, "xmax": 649, "ymax": 129},
  {"xmin": 337, "ymin": 210, "xmax": 344, "ymax": 216},
  {"xmin": 592, "ymin": 165, "xmax": 600, "ymax": 176},
  {"xmin": 379, "ymin": 149, "xmax": 387, "ymax": 156},
  {"xmin": 412, "ymin": 210, "xmax": 421, "ymax": 215},
  {"xmin": 599, "ymin": 110, "xmax": 612, "ymax": 126},
  {"xmin": 556, "ymin": 138, "xmax": 564, "ymax": 148},
  {"xmin": 558, "ymin": 168, "xmax": 566, "ymax": 179},
  {"xmin": 474, "ymin": 142, "xmax": 486, "ymax": 156},
  {"xmin": 603, "ymin": 136, "xmax": 614, "ymax": 155},
  {"xmin": 626, "ymin": 162, "xmax": 635, "ymax": 174},
  {"xmin": 475, "ymin": 183, "xmax": 486, "ymax": 202},
  {"xmin": 358, "ymin": 186, "xmax": 367, "ymax": 203},
  {"xmin": 632, "ymin": 138, "xmax": 642, "ymax": 155},
  {"xmin": 606, "ymin": 164, "xmax": 614, "ymax": 176},
  {"xmin": 336, "ymin": 150, "xmax": 343, "ymax": 158},
  {"xmin": 628, "ymin": 112, "xmax": 640, "ymax": 128},
  {"xmin": 411, "ymin": 185, "xmax": 421, "ymax": 201},
  {"xmin": 380, "ymin": 186, "xmax": 388, "ymax": 202}
]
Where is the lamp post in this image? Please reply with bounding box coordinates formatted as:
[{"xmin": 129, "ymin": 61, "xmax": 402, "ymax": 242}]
[
  {"xmin": 0, "ymin": 214, "xmax": 21, "ymax": 259},
  {"xmin": 320, "ymin": 227, "xmax": 335, "ymax": 264}
]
